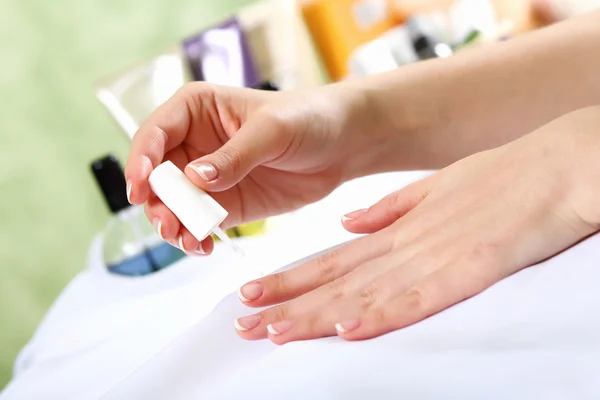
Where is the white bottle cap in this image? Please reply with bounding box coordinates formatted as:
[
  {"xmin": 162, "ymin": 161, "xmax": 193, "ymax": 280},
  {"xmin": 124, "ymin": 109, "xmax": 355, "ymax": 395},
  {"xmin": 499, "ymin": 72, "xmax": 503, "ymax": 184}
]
[{"xmin": 148, "ymin": 161, "xmax": 228, "ymax": 242}]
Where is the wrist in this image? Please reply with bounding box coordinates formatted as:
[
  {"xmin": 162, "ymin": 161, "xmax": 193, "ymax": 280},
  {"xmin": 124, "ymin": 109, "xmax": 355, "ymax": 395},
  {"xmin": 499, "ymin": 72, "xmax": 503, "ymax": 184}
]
[
  {"xmin": 554, "ymin": 107, "xmax": 600, "ymax": 231},
  {"xmin": 354, "ymin": 63, "xmax": 453, "ymax": 172},
  {"xmin": 329, "ymin": 66, "xmax": 447, "ymax": 181},
  {"xmin": 515, "ymin": 106, "xmax": 600, "ymax": 234}
]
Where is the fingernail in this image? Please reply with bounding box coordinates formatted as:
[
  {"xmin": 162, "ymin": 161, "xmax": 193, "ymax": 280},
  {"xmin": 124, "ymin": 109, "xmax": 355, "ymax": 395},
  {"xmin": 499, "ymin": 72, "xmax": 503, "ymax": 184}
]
[
  {"xmin": 152, "ymin": 218, "xmax": 164, "ymax": 240},
  {"xmin": 341, "ymin": 209, "xmax": 367, "ymax": 222},
  {"xmin": 190, "ymin": 163, "xmax": 218, "ymax": 182},
  {"xmin": 178, "ymin": 236, "xmax": 187, "ymax": 251},
  {"xmin": 267, "ymin": 321, "xmax": 292, "ymax": 335},
  {"xmin": 238, "ymin": 282, "xmax": 263, "ymax": 302},
  {"xmin": 195, "ymin": 241, "xmax": 206, "ymax": 255},
  {"xmin": 234, "ymin": 315, "xmax": 261, "ymax": 331},
  {"xmin": 335, "ymin": 319, "xmax": 361, "ymax": 333},
  {"xmin": 126, "ymin": 180, "xmax": 133, "ymax": 203}
]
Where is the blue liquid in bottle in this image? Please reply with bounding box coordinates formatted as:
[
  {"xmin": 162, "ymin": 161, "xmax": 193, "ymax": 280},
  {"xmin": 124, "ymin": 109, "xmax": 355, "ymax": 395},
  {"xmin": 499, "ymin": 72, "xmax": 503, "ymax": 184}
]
[{"xmin": 107, "ymin": 242, "xmax": 185, "ymax": 276}]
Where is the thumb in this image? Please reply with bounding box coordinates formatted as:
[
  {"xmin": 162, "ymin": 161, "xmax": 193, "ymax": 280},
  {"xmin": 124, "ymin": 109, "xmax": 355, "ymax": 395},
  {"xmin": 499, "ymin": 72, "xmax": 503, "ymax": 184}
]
[
  {"xmin": 184, "ymin": 113, "xmax": 291, "ymax": 192},
  {"xmin": 342, "ymin": 179, "xmax": 432, "ymax": 234}
]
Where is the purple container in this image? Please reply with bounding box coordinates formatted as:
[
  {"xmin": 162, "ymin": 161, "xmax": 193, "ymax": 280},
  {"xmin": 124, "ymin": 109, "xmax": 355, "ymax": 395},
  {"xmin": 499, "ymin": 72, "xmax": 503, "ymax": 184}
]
[{"xmin": 182, "ymin": 17, "xmax": 260, "ymax": 88}]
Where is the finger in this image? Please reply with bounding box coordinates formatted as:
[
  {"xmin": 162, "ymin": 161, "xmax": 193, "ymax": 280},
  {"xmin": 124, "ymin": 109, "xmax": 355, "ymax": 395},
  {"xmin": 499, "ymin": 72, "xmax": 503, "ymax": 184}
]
[
  {"xmin": 125, "ymin": 83, "xmax": 210, "ymax": 204},
  {"xmin": 198, "ymin": 236, "xmax": 214, "ymax": 255},
  {"xmin": 144, "ymin": 196, "xmax": 180, "ymax": 241},
  {"xmin": 264, "ymin": 301, "xmax": 356, "ymax": 345},
  {"xmin": 342, "ymin": 178, "xmax": 432, "ymax": 234},
  {"xmin": 176, "ymin": 228, "xmax": 214, "ymax": 256},
  {"xmin": 337, "ymin": 259, "xmax": 505, "ymax": 341},
  {"xmin": 237, "ymin": 230, "xmax": 395, "ymax": 307},
  {"xmin": 143, "ymin": 148, "xmax": 198, "ymax": 243},
  {"xmin": 185, "ymin": 110, "xmax": 293, "ymax": 192},
  {"xmin": 250, "ymin": 244, "xmax": 450, "ymax": 344},
  {"xmin": 177, "ymin": 228, "xmax": 200, "ymax": 255},
  {"xmin": 236, "ymin": 241, "xmax": 411, "ymax": 340},
  {"xmin": 262, "ymin": 283, "xmax": 394, "ymax": 345}
]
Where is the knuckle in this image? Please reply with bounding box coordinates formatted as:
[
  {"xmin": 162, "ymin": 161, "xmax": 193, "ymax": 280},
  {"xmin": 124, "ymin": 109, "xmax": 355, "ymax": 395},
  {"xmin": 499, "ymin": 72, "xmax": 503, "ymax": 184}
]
[
  {"xmin": 404, "ymin": 286, "xmax": 427, "ymax": 312},
  {"xmin": 461, "ymin": 243, "xmax": 502, "ymax": 287},
  {"xmin": 177, "ymin": 82, "xmax": 217, "ymax": 114},
  {"xmin": 305, "ymin": 314, "xmax": 319, "ymax": 332},
  {"xmin": 462, "ymin": 241, "xmax": 502, "ymax": 273},
  {"xmin": 372, "ymin": 308, "xmax": 388, "ymax": 325},
  {"xmin": 272, "ymin": 306, "xmax": 289, "ymax": 322},
  {"xmin": 358, "ymin": 284, "xmax": 381, "ymax": 311},
  {"xmin": 217, "ymin": 146, "xmax": 242, "ymax": 175},
  {"xmin": 315, "ymin": 250, "xmax": 340, "ymax": 283},
  {"xmin": 383, "ymin": 190, "xmax": 402, "ymax": 207},
  {"xmin": 270, "ymin": 272, "xmax": 287, "ymax": 294},
  {"xmin": 327, "ymin": 275, "xmax": 349, "ymax": 301},
  {"xmin": 179, "ymin": 81, "xmax": 215, "ymax": 97}
]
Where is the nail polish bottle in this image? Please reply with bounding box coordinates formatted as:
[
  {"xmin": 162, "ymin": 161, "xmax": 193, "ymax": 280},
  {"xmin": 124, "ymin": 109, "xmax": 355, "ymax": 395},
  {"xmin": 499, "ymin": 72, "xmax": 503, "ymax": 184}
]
[
  {"xmin": 91, "ymin": 155, "xmax": 186, "ymax": 276},
  {"xmin": 148, "ymin": 161, "xmax": 244, "ymax": 257}
]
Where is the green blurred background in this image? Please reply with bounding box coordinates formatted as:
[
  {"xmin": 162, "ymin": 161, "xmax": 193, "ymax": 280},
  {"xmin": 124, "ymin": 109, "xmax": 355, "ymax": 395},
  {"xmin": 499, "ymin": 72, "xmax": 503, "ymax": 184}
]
[{"xmin": 0, "ymin": 0, "xmax": 256, "ymax": 388}]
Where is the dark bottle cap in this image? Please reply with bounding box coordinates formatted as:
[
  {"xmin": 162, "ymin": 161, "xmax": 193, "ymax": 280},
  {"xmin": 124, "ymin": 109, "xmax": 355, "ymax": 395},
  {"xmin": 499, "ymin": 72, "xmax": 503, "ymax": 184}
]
[
  {"xmin": 91, "ymin": 154, "xmax": 131, "ymax": 214},
  {"xmin": 253, "ymin": 80, "xmax": 279, "ymax": 91}
]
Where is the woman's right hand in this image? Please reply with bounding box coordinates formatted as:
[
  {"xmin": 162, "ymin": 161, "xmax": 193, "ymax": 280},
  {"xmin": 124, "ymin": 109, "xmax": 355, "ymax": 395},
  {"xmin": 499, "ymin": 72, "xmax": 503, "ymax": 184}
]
[{"xmin": 125, "ymin": 82, "xmax": 399, "ymax": 255}]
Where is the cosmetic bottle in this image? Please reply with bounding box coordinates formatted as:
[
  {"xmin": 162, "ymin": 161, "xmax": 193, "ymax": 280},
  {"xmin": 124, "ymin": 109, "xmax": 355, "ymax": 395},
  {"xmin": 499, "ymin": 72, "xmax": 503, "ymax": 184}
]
[{"xmin": 91, "ymin": 155, "xmax": 186, "ymax": 276}]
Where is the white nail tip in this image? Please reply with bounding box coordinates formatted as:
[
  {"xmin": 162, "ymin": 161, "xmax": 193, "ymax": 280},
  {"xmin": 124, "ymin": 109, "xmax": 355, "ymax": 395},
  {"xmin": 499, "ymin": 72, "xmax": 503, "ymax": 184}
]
[
  {"xmin": 237, "ymin": 287, "xmax": 249, "ymax": 303},
  {"xmin": 126, "ymin": 181, "xmax": 132, "ymax": 203},
  {"xmin": 157, "ymin": 221, "xmax": 165, "ymax": 240},
  {"xmin": 178, "ymin": 236, "xmax": 185, "ymax": 251},
  {"xmin": 267, "ymin": 324, "xmax": 278, "ymax": 335},
  {"xmin": 190, "ymin": 165, "xmax": 209, "ymax": 181},
  {"xmin": 335, "ymin": 323, "xmax": 346, "ymax": 333},
  {"xmin": 234, "ymin": 319, "xmax": 247, "ymax": 331}
]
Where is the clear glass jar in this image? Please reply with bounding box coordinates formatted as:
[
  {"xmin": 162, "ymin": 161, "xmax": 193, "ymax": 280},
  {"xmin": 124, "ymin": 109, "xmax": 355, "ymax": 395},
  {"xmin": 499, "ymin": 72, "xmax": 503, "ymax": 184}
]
[{"xmin": 103, "ymin": 205, "xmax": 186, "ymax": 276}]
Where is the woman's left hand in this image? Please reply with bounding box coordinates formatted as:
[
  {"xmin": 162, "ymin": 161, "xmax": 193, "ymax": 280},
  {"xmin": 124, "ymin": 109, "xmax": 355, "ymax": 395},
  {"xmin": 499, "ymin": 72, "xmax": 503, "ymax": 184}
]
[{"xmin": 234, "ymin": 107, "xmax": 600, "ymax": 343}]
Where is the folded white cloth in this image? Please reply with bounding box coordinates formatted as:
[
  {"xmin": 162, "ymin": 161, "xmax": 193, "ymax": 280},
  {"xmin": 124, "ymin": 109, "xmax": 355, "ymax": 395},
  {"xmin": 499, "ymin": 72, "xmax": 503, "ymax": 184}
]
[{"xmin": 2, "ymin": 171, "xmax": 599, "ymax": 399}]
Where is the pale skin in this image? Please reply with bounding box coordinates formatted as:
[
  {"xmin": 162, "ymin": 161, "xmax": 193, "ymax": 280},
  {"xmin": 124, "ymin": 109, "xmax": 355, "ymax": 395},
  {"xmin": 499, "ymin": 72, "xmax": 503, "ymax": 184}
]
[{"xmin": 125, "ymin": 10, "xmax": 600, "ymax": 342}]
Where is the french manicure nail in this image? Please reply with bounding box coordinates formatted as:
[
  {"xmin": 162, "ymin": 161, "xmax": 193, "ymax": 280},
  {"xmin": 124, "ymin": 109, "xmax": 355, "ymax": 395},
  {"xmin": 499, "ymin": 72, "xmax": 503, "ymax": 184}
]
[
  {"xmin": 152, "ymin": 218, "xmax": 164, "ymax": 240},
  {"xmin": 190, "ymin": 163, "xmax": 218, "ymax": 182},
  {"xmin": 234, "ymin": 315, "xmax": 261, "ymax": 331},
  {"xmin": 238, "ymin": 282, "xmax": 264, "ymax": 302},
  {"xmin": 126, "ymin": 180, "xmax": 133, "ymax": 203},
  {"xmin": 178, "ymin": 236, "xmax": 186, "ymax": 251},
  {"xmin": 335, "ymin": 319, "xmax": 361, "ymax": 333},
  {"xmin": 341, "ymin": 209, "xmax": 368, "ymax": 222},
  {"xmin": 267, "ymin": 320, "xmax": 293, "ymax": 335},
  {"xmin": 195, "ymin": 241, "xmax": 206, "ymax": 255}
]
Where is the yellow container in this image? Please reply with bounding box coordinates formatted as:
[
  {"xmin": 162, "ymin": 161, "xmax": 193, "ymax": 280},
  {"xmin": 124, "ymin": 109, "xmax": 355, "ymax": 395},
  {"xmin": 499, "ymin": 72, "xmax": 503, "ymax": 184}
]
[{"xmin": 301, "ymin": 0, "xmax": 400, "ymax": 81}]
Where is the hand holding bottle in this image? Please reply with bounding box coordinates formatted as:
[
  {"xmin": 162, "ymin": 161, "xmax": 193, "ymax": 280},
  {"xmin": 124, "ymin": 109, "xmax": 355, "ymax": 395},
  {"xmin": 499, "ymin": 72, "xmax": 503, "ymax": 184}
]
[{"xmin": 125, "ymin": 82, "xmax": 400, "ymax": 255}]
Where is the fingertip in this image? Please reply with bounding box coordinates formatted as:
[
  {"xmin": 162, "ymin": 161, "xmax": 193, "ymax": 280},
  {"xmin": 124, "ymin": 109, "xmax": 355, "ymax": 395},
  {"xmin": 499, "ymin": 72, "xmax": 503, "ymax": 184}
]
[
  {"xmin": 341, "ymin": 218, "xmax": 370, "ymax": 234},
  {"xmin": 341, "ymin": 210, "xmax": 377, "ymax": 234},
  {"xmin": 145, "ymin": 197, "xmax": 180, "ymax": 240},
  {"xmin": 199, "ymin": 237, "xmax": 214, "ymax": 255},
  {"xmin": 184, "ymin": 162, "xmax": 233, "ymax": 193},
  {"xmin": 184, "ymin": 164, "xmax": 212, "ymax": 191},
  {"xmin": 126, "ymin": 155, "xmax": 154, "ymax": 205},
  {"xmin": 179, "ymin": 228, "xmax": 200, "ymax": 254},
  {"xmin": 334, "ymin": 319, "xmax": 367, "ymax": 341},
  {"xmin": 237, "ymin": 280, "xmax": 265, "ymax": 306}
]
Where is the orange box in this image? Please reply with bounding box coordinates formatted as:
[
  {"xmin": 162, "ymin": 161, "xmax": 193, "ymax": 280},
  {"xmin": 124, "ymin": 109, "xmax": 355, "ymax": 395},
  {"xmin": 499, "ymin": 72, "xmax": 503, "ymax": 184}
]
[{"xmin": 301, "ymin": 0, "xmax": 400, "ymax": 81}]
